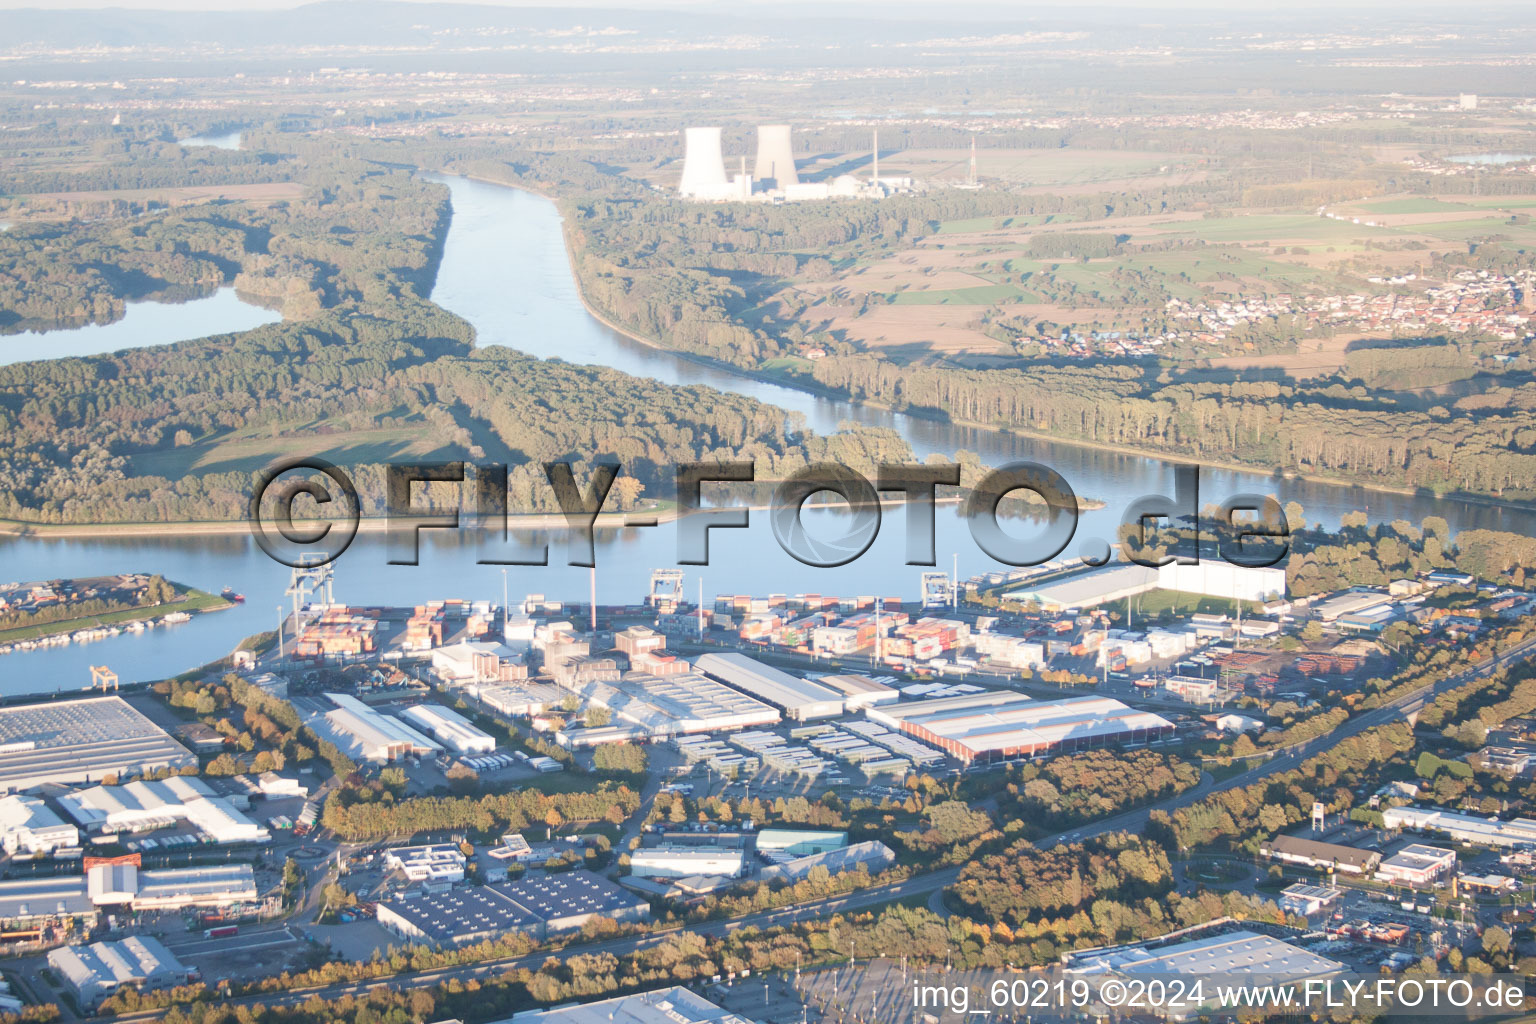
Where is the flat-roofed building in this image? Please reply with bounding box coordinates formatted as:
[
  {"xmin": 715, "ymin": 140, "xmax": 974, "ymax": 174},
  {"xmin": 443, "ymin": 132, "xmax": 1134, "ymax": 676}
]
[
  {"xmin": 485, "ymin": 986, "xmax": 753, "ymax": 1024},
  {"xmin": 629, "ymin": 846, "xmax": 746, "ymax": 880},
  {"xmin": 1004, "ymin": 564, "xmax": 1160, "ymax": 613},
  {"xmin": 1314, "ymin": 589, "xmax": 1392, "ymax": 623},
  {"xmin": 385, "ymin": 844, "xmax": 468, "ymax": 882},
  {"xmin": 130, "ymin": 864, "xmax": 257, "ymax": 910},
  {"xmin": 58, "ymin": 776, "xmax": 268, "ymax": 845},
  {"xmin": 1259, "ymin": 834, "xmax": 1381, "ymax": 874},
  {"xmin": 478, "ymin": 683, "xmax": 567, "ymax": 717},
  {"xmin": 694, "ymin": 653, "xmax": 844, "ymax": 720},
  {"xmin": 0, "ymin": 696, "xmax": 196, "ymax": 793},
  {"xmin": 1074, "ymin": 930, "xmax": 1344, "ymax": 980},
  {"xmin": 866, "ymin": 692, "xmax": 1174, "ymax": 763},
  {"xmin": 0, "ymin": 794, "xmax": 78, "ymax": 854},
  {"xmin": 1279, "ymin": 883, "xmax": 1342, "ymax": 916},
  {"xmin": 47, "ymin": 936, "xmax": 190, "ymax": 1010},
  {"xmin": 399, "ymin": 704, "xmax": 497, "ymax": 755},
  {"xmin": 755, "ymin": 828, "xmax": 848, "ymax": 857},
  {"xmin": 432, "ymin": 641, "xmax": 525, "ymax": 684},
  {"xmin": 377, "ymin": 870, "xmax": 648, "ymax": 948},
  {"xmin": 1383, "ymin": 805, "xmax": 1536, "ymax": 848},
  {"xmin": 1377, "ymin": 844, "xmax": 1456, "ymax": 886},
  {"xmin": 310, "ymin": 693, "xmax": 442, "ymax": 763},
  {"xmin": 0, "ymin": 875, "xmax": 95, "ymax": 929},
  {"xmin": 760, "ymin": 840, "xmax": 894, "ymax": 883}
]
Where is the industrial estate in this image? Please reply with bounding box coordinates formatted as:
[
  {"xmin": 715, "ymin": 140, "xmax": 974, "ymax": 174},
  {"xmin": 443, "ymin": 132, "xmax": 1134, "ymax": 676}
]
[{"xmin": 4, "ymin": 2, "xmax": 1536, "ymax": 1023}]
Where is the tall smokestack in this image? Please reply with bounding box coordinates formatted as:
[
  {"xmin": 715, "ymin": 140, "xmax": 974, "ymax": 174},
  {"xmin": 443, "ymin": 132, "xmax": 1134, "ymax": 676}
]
[
  {"xmin": 680, "ymin": 126, "xmax": 727, "ymax": 197},
  {"xmin": 754, "ymin": 125, "xmax": 799, "ymax": 188}
]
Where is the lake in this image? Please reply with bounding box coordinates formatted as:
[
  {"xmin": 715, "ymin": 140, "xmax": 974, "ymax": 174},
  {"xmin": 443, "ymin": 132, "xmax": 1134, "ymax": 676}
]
[
  {"xmin": 1, "ymin": 174, "xmax": 1534, "ymax": 693},
  {"xmin": 1447, "ymin": 153, "xmax": 1536, "ymax": 166},
  {"xmin": 0, "ymin": 287, "xmax": 280, "ymax": 367}
]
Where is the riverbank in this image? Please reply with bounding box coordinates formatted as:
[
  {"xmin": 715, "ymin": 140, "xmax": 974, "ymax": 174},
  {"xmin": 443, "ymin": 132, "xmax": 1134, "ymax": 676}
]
[{"xmin": 0, "ymin": 583, "xmax": 231, "ymax": 646}]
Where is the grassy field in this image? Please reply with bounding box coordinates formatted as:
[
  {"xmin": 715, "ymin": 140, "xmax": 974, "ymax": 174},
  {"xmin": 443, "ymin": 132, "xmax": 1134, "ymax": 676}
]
[
  {"xmin": 0, "ymin": 583, "xmax": 230, "ymax": 644},
  {"xmin": 1359, "ymin": 197, "xmax": 1473, "ymax": 215},
  {"xmin": 132, "ymin": 422, "xmax": 455, "ymax": 478},
  {"xmin": 890, "ymin": 282, "xmax": 1026, "ymax": 305}
]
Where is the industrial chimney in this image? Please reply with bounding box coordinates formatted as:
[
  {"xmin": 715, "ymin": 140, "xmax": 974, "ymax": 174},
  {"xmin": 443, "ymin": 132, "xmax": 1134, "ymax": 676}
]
[
  {"xmin": 753, "ymin": 125, "xmax": 799, "ymax": 188},
  {"xmin": 679, "ymin": 127, "xmax": 728, "ymax": 198}
]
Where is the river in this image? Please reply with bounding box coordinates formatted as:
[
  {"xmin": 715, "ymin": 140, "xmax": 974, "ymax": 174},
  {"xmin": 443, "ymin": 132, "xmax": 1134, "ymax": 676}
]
[{"xmin": 1, "ymin": 174, "xmax": 1533, "ymax": 694}]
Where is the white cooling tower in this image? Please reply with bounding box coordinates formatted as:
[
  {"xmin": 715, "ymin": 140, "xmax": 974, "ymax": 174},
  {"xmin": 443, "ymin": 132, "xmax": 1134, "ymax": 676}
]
[
  {"xmin": 753, "ymin": 124, "xmax": 799, "ymax": 188},
  {"xmin": 680, "ymin": 127, "xmax": 728, "ymax": 197}
]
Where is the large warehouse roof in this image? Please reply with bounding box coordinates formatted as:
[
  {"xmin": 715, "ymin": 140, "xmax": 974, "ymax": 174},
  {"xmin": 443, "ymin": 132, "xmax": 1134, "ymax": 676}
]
[
  {"xmin": 694, "ymin": 653, "xmax": 844, "ymax": 719},
  {"xmin": 59, "ymin": 776, "xmax": 268, "ymax": 844},
  {"xmin": 488, "ymin": 987, "xmax": 753, "ymax": 1024},
  {"xmin": 568, "ymin": 671, "xmax": 780, "ymax": 737},
  {"xmin": 1120, "ymin": 930, "xmax": 1346, "ymax": 977},
  {"xmin": 867, "ymin": 692, "xmax": 1173, "ymax": 761},
  {"xmin": 398, "ymin": 703, "xmax": 496, "ymax": 754},
  {"xmin": 378, "ymin": 869, "xmax": 648, "ymax": 946},
  {"xmin": 0, "ymin": 697, "xmax": 196, "ymax": 792},
  {"xmin": 314, "ymin": 693, "xmax": 443, "ymax": 762},
  {"xmin": 1003, "ymin": 564, "xmax": 1159, "ymax": 611}
]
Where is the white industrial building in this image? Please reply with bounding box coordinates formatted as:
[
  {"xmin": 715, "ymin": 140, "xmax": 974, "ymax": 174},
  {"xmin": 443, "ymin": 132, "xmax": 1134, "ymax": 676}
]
[
  {"xmin": 816, "ymin": 674, "xmax": 900, "ymax": 710},
  {"xmin": 564, "ymin": 670, "xmax": 781, "ymax": 739},
  {"xmin": 1005, "ymin": 561, "xmax": 1286, "ymax": 612},
  {"xmin": 385, "ymin": 843, "xmax": 468, "ymax": 882},
  {"xmin": 1069, "ymin": 929, "xmax": 1345, "ymax": 980},
  {"xmin": 867, "ymin": 692, "xmax": 1174, "ymax": 763},
  {"xmin": 432, "ymin": 641, "xmax": 524, "ymax": 684},
  {"xmin": 974, "ymin": 633, "xmax": 1046, "ymax": 670},
  {"xmin": 398, "ymin": 703, "xmax": 497, "ymax": 755},
  {"xmin": 1376, "ymin": 844, "xmax": 1456, "ymax": 886},
  {"xmin": 1383, "ymin": 806, "xmax": 1536, "ymax": 848},
  {"xmin": 760, "ymin": 840, "xmax": 895, "ymax": 883},
  {"xmin": 47, "ymin": 936, "xmax": 191, "ymax": 1010},
  {"xmin": 310, "ymin": 693, "xmax": 442, "ymax": 763},
  {"xmin": 485, "ymin": 986, "xmax": 754, "ymax": 1024},
  {"xmin": 629, "ymin": 845, "xmax": 747, "ymax": 880},
  {"xmin": 0, "ymin": 875, "xmax": 98, "ymax": 929},
  {"xmin": 478, "ymin": 682, "xmax": 567, "ymax": 717},
  {"xmin": 0, "ymin": 696, "xmax": 196, "ymax": 793},
  {"xmin": 86, "ymin": 862, "xmax": 257, "ymax": 910},
  {"xmin": 58, "ymin": 776, "xmax": 269, "ymax": 845},
  {"xmin": 0, "ymin": 794, "xmax": 79, "ymax": 854},
  {"xmin": 694, "ymin": 653, "xmax": 844, "ymax": 720}
]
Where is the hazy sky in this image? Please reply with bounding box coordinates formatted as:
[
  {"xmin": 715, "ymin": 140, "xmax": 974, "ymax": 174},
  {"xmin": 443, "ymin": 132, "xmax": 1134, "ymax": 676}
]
[{"xmin": 0, "ymin": 0, "xmax": 1454, "ymax": 10}]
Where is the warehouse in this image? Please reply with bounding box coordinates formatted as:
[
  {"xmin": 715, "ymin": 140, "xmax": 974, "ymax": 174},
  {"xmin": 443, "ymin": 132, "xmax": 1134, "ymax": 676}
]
[
  {"xmin": 126, "ymin": 865, "xmax": 258, "ymax": 910},
  {"xmin": 0, "ymin": 875, "xmax": 97, "ymax": 929},
  {"xmin": 629, "ymin": 846, "xmax": 746, "ymax": 880},
  {"xmin": 432, "ymin": 640, "xmax": 525, "ymax": 684},
  {"xmin": 1259, "ymin": 835, "xmax": 1381, "ymax": 875},
  {"xmin": 1158, "ymin": 562, "xmax": 1287, "ymax": 603},
  {"xmin": 816, "ymin": 675, "xmax": 900, "ymax": 710},
  {"xmin": 398, "ymin": 704, "xmax": 497, "ymax": 755},
  {"xmin": 755, "ymin": 829, "xmax": 848, "ymax": 857},
  {"xmin": 310, "ymin": 693, "xmax": 442, "ymax": 763},
  {"xmin": 1074, "ymin": 930, "xmax": 1345, "ymax": 979},
  {"xmin": 1003, "ymin": 564, "xmax": 1159, "ymax": 612},
  {"xmin": 58, "ymin": 776, "xmax": 269, "ymax": 845},
  {"xmin": 564, "ymin": 671, "xmax": 781, "ymax": 739},
  {"xmin": 478, "ymin": 683, "xmax": 567, "ymax": 717},
  {"xmin": 486, "ymin": 987, "xmax": 751, "ymax": 1024},
  {"xmin": 0, "ymin": 696, "xmax": 196, "ymax": 793},
  {"xmin": 694, "ymin": 653, "xmax": 845, "ymax": 720},
  {"xmin": 1381, "ymin": 806, "xmax": 1536, "ymax": 848},
  {"xmin": 47, "ymin": 936, "xmax": 190, "ymax": 1010},
  {"xmin": 866, "ymin": 692, "xmax": 1174, "ymax": 763},
  {"xmin": 760, "ymin": 840, "xmax": 895, "ymax": 883},
  {"xmin": 0, "ymin": 794, "xmax": 79, "ymax": 854},
  {"xmin": 377, "ymin": 870, "xmax": 649, "ymax": 947}
]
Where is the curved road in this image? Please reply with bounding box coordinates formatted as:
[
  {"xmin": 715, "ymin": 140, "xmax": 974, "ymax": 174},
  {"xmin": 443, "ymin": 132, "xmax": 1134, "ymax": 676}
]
[{"xmin": 110, "ymin": 635, "xmax": 1536, "ymax": 1022}]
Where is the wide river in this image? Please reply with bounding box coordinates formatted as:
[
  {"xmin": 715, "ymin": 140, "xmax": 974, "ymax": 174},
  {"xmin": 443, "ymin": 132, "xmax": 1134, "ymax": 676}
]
[{"xmin": 2, "ymin": 175, "xmax": 1533, "ymax": 694}]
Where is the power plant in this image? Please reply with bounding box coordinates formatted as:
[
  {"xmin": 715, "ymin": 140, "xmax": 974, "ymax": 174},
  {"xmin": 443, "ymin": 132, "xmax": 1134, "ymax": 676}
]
[
  {"xmin": 753, "ymin": 125, "xmax": 799, "ymax": 189},
  {"xmin": 676, "ymin": 124, "xmax": 914, "ymax": 204}
]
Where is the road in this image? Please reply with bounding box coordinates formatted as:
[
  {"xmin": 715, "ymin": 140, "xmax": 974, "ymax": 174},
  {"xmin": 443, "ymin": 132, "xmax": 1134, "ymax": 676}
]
[{"xmin": 108, "ymin": 635, "xmax": 1536, "ymax": 1022}]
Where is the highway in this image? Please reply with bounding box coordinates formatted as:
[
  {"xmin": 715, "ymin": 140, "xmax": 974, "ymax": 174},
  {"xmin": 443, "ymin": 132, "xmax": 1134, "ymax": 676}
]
[{"xmin": 109, "ymin": 634, "xmax": 1536, "ymax": 1022}]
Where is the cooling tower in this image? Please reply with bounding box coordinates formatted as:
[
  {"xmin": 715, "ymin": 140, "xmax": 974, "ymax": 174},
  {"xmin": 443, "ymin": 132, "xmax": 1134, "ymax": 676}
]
[
  {"xmin": 754, "ymin": 124, "xmax": 799, "ymax": 188},
  {"xmin": 679, "ymin": 127, "xmax": 728, "ymax": 197}
]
